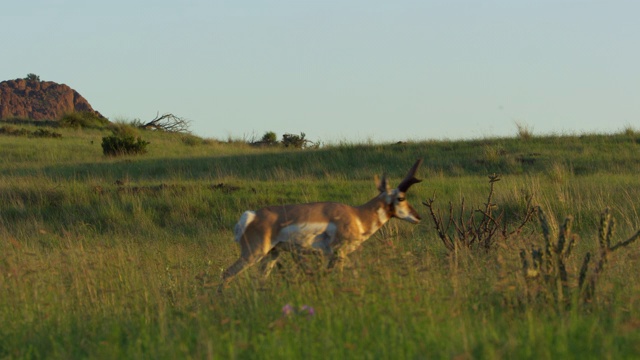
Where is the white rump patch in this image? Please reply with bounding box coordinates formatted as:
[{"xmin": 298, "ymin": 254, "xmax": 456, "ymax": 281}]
[{"xmin": 234, "ymin": 211, "xmax": 256, "ymax": 242}]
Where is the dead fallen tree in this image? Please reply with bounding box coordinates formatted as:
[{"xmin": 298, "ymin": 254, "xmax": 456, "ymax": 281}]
[{"xmin": 140, "ymin": 112, "xmax": 191, "ymax": 133}]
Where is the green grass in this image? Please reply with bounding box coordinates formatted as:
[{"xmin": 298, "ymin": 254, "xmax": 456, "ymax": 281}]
[{"xmin": 1, "ymin": 124, "xmax": 640, "ymax": 358}]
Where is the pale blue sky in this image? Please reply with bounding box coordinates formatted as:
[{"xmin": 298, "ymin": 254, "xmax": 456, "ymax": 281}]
[{"xmin": 3, "ymin": 1, "xmax": 639, "ymax": 143}]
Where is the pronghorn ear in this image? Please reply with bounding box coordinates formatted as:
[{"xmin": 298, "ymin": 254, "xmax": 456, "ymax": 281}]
[{"xmin": 375, "ymin": 174, "xmax": 390, "ymax": 193}]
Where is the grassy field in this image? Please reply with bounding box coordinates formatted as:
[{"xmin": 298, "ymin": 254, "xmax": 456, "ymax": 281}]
[{"xmin": 1, "ymin": 123, "xmax": 640, "ymax": 359}]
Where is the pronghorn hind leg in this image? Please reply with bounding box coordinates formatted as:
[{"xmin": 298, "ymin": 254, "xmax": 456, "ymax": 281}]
[
  {"xmin": 327, "ymin": 254, "xmax": 347, "ymax": 272},
  {"xmin": 286, "ymin": 237, "xmax": 332, "ymax": 276},
  {"xmin": 289, "ymin": 249, "xmax": 324, "ymax": 276}
]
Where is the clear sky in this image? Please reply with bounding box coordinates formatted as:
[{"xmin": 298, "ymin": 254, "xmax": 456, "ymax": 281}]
[{"xmin": 3, "ymin": 1, "xmax": 639, "ymax": 143}]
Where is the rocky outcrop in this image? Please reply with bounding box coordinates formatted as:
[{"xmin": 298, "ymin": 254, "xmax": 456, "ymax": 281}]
[{"xmin": 0, "ymin": 78, "xmax": 104, "ymax": 120}]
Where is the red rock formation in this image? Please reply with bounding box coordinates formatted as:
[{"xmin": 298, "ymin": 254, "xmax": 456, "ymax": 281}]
[{"xmin": 0, "ymin": 78, "xmax": 104, "ymax": 120}]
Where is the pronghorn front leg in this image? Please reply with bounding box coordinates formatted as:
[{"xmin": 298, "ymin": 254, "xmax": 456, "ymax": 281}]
[
  {"xmin": 220, "ymin": 256, "xmax": 258, "ymax": 285},
  {"xmin": 218, "ymin": 257, "xmax": 247, "ymax": 292},
  {"xmin": 220, "ymin": 245, "xmax": 269, "ymax": 288},
  {"xmin": 326, "ymin": 244, "xmax": 349, "ymax": 272},
  {"xmin": 327, "ymin": 239, "xmax": 363, "ymax": 272},
  {"xmin": 257, "ymin": 247, "xmax": 281, "ymax": 280}
]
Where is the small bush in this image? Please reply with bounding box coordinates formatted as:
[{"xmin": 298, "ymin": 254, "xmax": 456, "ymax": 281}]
[
  {"xmin": 250, "ymin": 131, "xmax": 279, "ymax": 147},
  {"xmin": 182, "ymin": 134, "xmax": 205, "ymax": 146},
  {"xmin": 0, "ymin": 125, "xmax": 62, "ymax": 138},
  {"xmin": 110, "ymin": 123, "xmax": 140, "ymax": 138},
  {"xmin": 621, "ymin": 125, "xmax": 638, "ymax": 137},
  {"xmin": 262, "ymin": 131, "xmax": 277, "ymax": 144},
  {"xmin": 0, "ymin": 125, "xmax": 29, "ymax": 136},
  {"xmin": 282, "ymin": 133, "xmax": 307, "ymax": 148},
  {"xmin": 101, "ymin": 134, "xmax": 150, "ymax": 156},
  {"xmin": 515, "ymin": 121, "xmax": 534, "ymax": 140},
  {"xmin": 249, "ymin": 131, "xmax": 319, "ymax": 148},
  {"xmin": 25, "ymin": 73, "xmax": 40, "ymax": 82},
  {"xmin": 59, "ymin": 112, "xmax": 110, "ymax": 129},
  {"xmin": 31, "ymin": 129, "xmax": 62, "ymax": 138}
]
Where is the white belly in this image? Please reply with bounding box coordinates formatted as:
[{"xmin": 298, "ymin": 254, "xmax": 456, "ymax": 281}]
[{"xmin": 276, "ymin": 222, "xmax": 337, "ymax": 250}]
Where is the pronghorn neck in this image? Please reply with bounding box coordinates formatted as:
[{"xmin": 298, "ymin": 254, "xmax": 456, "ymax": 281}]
[{"xmin": 356, "ymin": 193, "xmax": 392, "ymax": 237}]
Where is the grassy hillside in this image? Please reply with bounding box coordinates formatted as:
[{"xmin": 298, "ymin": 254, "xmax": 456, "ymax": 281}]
[{"xmin": 1, "ymin": 123, "xmax": 639, "ymax": 358}]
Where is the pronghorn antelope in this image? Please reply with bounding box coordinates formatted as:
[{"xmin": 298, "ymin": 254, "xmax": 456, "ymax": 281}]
[{"xmin": 220, "ymin": 159, "xmax": 423, "ymax": 286}]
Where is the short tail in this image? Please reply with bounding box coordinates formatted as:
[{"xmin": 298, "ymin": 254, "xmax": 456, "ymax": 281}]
[{"xmin": 234, "ymin": 211, "xmax": 256, "ymax": 242}]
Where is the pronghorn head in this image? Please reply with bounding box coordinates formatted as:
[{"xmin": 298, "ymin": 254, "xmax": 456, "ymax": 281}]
[{"xmin": 376, "ymin": 159, "xmax": 423, "ymax": 224}]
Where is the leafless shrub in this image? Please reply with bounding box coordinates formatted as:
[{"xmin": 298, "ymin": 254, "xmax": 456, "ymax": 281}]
[
  {"xmin": 519, "ymin": 210, "xmax": 579, "ymax": 306},
  {"xmin": 520, "ymin": 207, "xmax": 640, "ymax": 307},
  {"xmin": 579, "ymin": 208, "xmax": 640, "ymax": 302},
  {"xmin": 423, "ymin": 174, "xmax": 537, "ymax": 253}
]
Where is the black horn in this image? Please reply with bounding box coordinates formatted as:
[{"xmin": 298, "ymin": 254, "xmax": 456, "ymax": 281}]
[{"xmin": 397, "ymin": 159, "xmax": 423, "ymax": 192}]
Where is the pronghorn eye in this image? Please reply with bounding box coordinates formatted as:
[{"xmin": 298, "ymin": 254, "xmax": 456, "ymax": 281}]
[{"xmin": 397, "ymin": 197, "xmax": 406, "ymax": 202}]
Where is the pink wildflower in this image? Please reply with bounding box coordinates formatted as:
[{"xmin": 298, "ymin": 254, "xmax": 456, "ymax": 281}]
[{"xmin": 282, "ymin": 303, "xmax": 295, "ymax": 316}]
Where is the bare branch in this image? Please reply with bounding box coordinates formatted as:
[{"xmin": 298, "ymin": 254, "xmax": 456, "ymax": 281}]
[{"xmin": 610, "ymin": 230, "xmax": 640, "ymax": 251}]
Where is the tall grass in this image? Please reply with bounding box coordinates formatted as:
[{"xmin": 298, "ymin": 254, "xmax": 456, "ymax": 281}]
[{"xmin": 1, "ymin": 126, "xmax": 639, "ymax": 358}]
